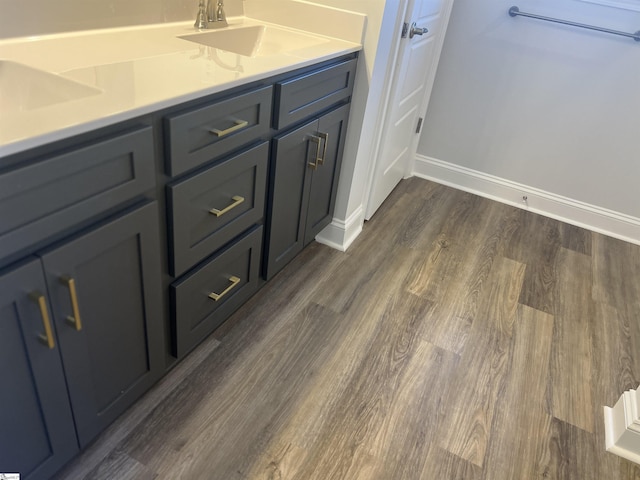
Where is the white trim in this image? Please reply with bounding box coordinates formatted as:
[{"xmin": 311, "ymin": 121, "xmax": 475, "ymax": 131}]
[
  {"xmin": 575, "ymin": 0, "xmax": 640, "ymax": 12},
  {"xmin": 413, "ymin": 154, "xmax": 640, "ymax": 246},
  {"xmin": 604, "ymin": 386, "xmax": 640, "ymax": 465},
  {"xmin": 314, "ymin": 205, "xmax": 365, "ymax": 252}
]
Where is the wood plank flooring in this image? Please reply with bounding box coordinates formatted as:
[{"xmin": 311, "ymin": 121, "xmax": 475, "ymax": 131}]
[{"xmin": 56, "ymin": 178, "xmax": 640, "ymax": 480}]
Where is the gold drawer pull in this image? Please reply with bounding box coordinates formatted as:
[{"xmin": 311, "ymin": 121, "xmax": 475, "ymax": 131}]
[
  {"xmin": 318, "ymin": 132, "xmax": 329, "ymax": 166},
  {"xmin": 29, "ymin": 291, "xmax": 55, "ymax": 349},
  {"xmin": 209, "ymin": 195, "xmax": 245, "ymax": 217},
  {"xmin": 208, "ymin": 276, "xmax": 241, "ymax": 301},
  {"xmin": 308, "ymin": 135, "xmax": 322, "ymax": 170},
  {"xmin": 209, "ymin": 120, "xmax": 249, "ymax": 137},
  {"xmin": 60, "ymin": 276, "xmax": 83, "ymax": 331}
]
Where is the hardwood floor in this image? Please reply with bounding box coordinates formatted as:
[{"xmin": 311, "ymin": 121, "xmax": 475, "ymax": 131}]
[{"xmin": 56, "ymin": 177, "xmax": 640, "ymax": 479}]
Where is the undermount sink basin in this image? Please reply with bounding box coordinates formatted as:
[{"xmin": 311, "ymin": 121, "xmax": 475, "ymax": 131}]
[
  {"xmin": 0, "ymin": 60, "xmax": 101, "ymax": 113},
  {"xmin": 178, "ymin": 25, "xmax": 329, "ymax": 57}
]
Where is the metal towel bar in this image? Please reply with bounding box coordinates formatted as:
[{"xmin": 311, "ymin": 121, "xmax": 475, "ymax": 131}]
[{"xmin": 509, "ymin": 6, "xmax": 640, "ymax": 42}]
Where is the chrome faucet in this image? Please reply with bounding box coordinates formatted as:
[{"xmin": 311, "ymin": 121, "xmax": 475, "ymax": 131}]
[
  {"xmin": 194, "ymin": 0, "xmax": 209, "ymax": 29},
  {"xmin": 194, "ymin": 0, "xmax": 227, "ymax": 29},
  {"xmin": 209, "ymin": 0, "xmax": 227, "ymax": 27}
]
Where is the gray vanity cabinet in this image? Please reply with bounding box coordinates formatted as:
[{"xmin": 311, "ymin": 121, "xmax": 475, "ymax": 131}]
[
  {"xmin": 0, "ymin": 120, "xmax": 165, "ymax": 477},
  {"xmin": 265, "ymin": 57, "xmax": 356, "ymax": 280},
  {"xmin": 41, "ymin": 201, "xmax": 164, "ymax": 447},
  {"xmin": 274, "ymin": 58, "xmax": 356, "ymax": 130},
  {"xmin": 265, "ymin": 121, "xmax": 316, "ymax": 279},
  {"xmin": 0, "ymin": 259, "xmax": 78, "ymax": 480},
  {"xmin": 0, "ymin": 201, "xmax": 164, "ymax": 472},
  {"xmin": 167, "ymin": 142, "xmax": 269, "ymax": 278},
  {"xmin": 304, "ymin": 104, "xmax": 350, "ymax": 245},
  {"xmin": 171, "ymin": 225, "xmax": 263, "ymax": 357},
  {"xmin": 0, "ymin": 52, "xmax": 358, "ymax": 479},
  {"xmin": 0, "ymin": 126, "xmax": 155, "ymax": 267},
  {"xmin": 165, "ymin": 86, "xmax": 273, "ymax": 176},
  {"xmin": 165, "ymin": 94, "xmax": 271, "ymax": 358},
  {"xmin": 265, "ymin": 104, "xmax": 350, "ymax": 280}
]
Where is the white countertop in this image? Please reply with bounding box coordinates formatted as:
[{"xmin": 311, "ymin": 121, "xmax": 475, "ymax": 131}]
[{"xmin": 0, "ymin": 16, "xmax": 362, "ymax": 158}]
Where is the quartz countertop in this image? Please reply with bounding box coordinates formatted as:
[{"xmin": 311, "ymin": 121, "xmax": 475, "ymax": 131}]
[{"xmin": 0, "ymin": 15, "xmax": 362, "ymax": 158}]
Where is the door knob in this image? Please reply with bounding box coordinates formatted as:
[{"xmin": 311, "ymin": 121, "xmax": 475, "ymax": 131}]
[{"xmin": 409, "ymin": 22, "xmax": 428, "ymax": 38}]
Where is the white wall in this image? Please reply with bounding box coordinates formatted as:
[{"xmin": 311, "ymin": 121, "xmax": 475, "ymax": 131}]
[{"xmin": 416, "ymin": 0, "xmax": 640, "ymax": 240}]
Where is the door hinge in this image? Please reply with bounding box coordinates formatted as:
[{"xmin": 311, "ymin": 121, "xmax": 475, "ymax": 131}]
[
  {"xmin": 401, "ymin": 22, "xmax": 409, "ymax": 38},
  {"xmin": 416, "ymin": 117, "xmax": 424, "ymax": 134}
]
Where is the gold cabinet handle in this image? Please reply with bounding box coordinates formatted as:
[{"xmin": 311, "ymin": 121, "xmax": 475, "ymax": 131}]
[
  {"xmin": 318, "ymin": 132, "xmax": 329, "ymax": 166},
  {"xmin": 29, "ymin": 291, "xmax": 55, "ymax": 349},
  {"xmin": 60, "ymin": 276, "xmax": 82, "ymax": 331},
  {"xmin": 208, "ymin": 276, "xmax": 241, "ymax": 301},
  {"xmin": 308, "ymin": 135, "xmax": 322, "ymax": 170},
  {"xmin": 209, "ymin": 195, "xmax": 245, "ymax": 217},
  {"xmin": 209, "ymin": 119, "xmax": 249, "ymax": 137}
]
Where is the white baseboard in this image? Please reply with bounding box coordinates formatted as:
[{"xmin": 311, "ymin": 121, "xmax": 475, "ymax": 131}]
[
  {"xmin": 604, "ymin": 386, "xmax": 640, "ymax": 465},
  {"xmin": 413, "ymin": 155, "xmax": 640, "ymax": 246},
  {"xmin": 315, "ymin": 204, "xmax": 364, "ymax": 252}
]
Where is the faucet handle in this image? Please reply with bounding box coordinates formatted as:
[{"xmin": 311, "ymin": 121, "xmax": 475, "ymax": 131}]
[
  {"xmin": 216, "ymin": 0, "xmax": 227, "ymax": 23},
  {"xmin": 194, "ymin": 0, "xmax": 208, "ymax": 29},
  {"xmin": 206, "ymin": 0, "xmax": 228, "ymax": 27}
]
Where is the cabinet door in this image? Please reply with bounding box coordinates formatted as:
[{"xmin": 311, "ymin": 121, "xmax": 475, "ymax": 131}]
[
  {"xmin": 0, "ymin": 259, "xmax": 78, "ymax": 480},
  {"xmin": 265, "ymin": 119, "xmax": 317, "ymax": 280},
  {"xmin": 41, "ymin": 202, "xmax": 164, "ymax": 447},
  {"xmin": 304, "ymin": 104, "xmax": 350, "ymax": 245}
]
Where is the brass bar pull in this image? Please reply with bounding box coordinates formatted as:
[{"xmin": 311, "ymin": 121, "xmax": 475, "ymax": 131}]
[
  {"xmin": 209, "ymin": 119, "xmax": 249, "ymax": 137},
  {"xmin": 60, "ymin": 276, "xmax": 82, "ymax": 331},
  {"xmin": 209, "ymin": 195, "xmax": 245, "ymax": 217},
  {"xmin": 308, "ymin": 135, "xmax": 322, "ymax": 170},
  {"xmin": 29, "ymin": 292, "xmax": 55, "ymax": 349},
  {"xmin": 318, "ymin": 132, "xmax": 329, "ymax": 166},
  {"xmin": 208, "ymin": 276, "xmax": 241, "ymax": 301}
]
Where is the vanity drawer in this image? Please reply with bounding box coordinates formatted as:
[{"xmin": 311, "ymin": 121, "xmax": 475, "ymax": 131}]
[
  {"xmin": 167, "ymin": 142, "xmax": 268, "ymax": 277},
  {"xmin": 165, "ymin": 86, "xmax": 273, "ymax": 176},
  {"xmin": 0, "ymin": 126, "xmax": 155, "ymax": 263},
  {"xmin": 274, "ymin": 58, "xmax": 357, "ymax": 130},
  {"xmin": 171, "ymin": 225, "xmax": 263, "ymax": 357}
]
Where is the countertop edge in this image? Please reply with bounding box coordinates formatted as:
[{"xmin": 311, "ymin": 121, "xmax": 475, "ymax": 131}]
[
  {"xmin": 0, "ymin": 16, "xmax": 363, "ymax": 159},
  {"xmin": 0, "ymin": 46, "xmax": 361, "ymax": 159}
]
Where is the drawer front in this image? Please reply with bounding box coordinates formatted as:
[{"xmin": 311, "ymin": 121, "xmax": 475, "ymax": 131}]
[
  {"xmin": 0, "ymin": 126, "xmax": 155, "ymax": 263},
  {"xmin": 274, "ymin": 58, "xmax": 357, "ymax": 130},
  {"xmin": 168, "ymin": 142, "xmax": 268, "ymax": 277},
  {"xmin": 165, "ymin": 86, "xmax": 273, "ymax": 176},
  {"xmin": 171, "ymin": 225, "xmax": 263, "ymax": 358}
]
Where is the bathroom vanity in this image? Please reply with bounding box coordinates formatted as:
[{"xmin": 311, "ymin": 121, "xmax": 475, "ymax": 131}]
[{"xmin": 0, "ymin": 18, "xmax": 360, "ymax": 479}]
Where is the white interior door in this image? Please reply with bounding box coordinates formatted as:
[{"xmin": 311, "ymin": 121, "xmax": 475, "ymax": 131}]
[{"xmin": 365, "ymin": 0, "xmax": 451, "ymax": 220}]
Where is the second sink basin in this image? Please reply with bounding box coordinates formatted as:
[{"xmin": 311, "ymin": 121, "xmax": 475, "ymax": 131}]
[
  {"xmin": 0, "ymin": 60, "xmax": 101, "ymax": 114},
  {"xmin": 178, "ymin": 25, "xmax": 329, "ymax": 57}
]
